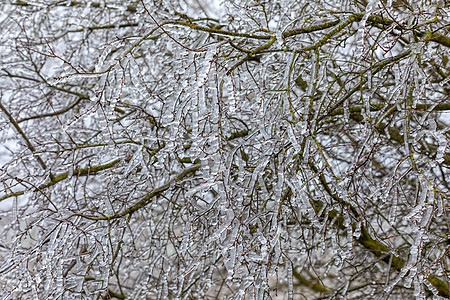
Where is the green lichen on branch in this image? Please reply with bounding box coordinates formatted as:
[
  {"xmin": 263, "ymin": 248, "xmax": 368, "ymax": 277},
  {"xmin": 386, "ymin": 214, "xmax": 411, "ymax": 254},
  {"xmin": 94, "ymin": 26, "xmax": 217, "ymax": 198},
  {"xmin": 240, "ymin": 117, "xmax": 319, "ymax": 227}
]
[
  {"xmin": 306, "ymin": 161, "xmax": 449, "ymax": 298},
  {"xmin": 282, "ymin": 19, "xmax": 341, "ymax": 38},
  {"xmin": 292, "ymin": 269, "xmax": 331, "ymax": 294},
  {"xmin": 82, "ymin": 164, "xmax": 201, "ymax": 221},
  {"xmin": 0, "ymin": 159, "xmax": 121, "ymax": 202},
  {"xmin": 165, "ymin": 20, "xmax": 272, "ymax": 40}
]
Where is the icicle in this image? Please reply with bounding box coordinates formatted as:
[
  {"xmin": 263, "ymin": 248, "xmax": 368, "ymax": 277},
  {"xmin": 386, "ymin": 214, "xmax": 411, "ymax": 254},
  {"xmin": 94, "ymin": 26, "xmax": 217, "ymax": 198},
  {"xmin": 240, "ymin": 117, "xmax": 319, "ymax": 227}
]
[
  {"xmin": 191, "ymin": 45, "xmax": 216, "ymax": 93},
  {"xmin": 95, "ymin": 41, "xmax": 119, "ymax": 72},
  {"xmin": 439, "ymin": 75, "xmax": 450, "ymax": 87},
  {"xmin": 198, "ymin": 85, "xmax": 207, "ymax": 119},
  {"xmin": 389, "ymin": 188, "xmax": 399, "ymax": 224},
  {"xmin": 352, "ymin": 220, "xmax": 361, "ymax": 239},
  {"xmin": 286, "ymin": 260, "xmax": 293, "ymax": 300},
  {"xmin": 248, "ymin": 157, "xmax": 269, "ymax": 194},
  {"xmin": 287, "ymin": 123, "xmax": 304, "ymax": 153},
  {"xmin": 357, "ymin": 0, "xmax": 379, "ymax": 56},
  {"xmin": 307, "ymin": 52, "xmax": 316, "ymax": 97},
  {"xmin": 48, "ymin": 72, "xmax": 103, "ymax": 85}
]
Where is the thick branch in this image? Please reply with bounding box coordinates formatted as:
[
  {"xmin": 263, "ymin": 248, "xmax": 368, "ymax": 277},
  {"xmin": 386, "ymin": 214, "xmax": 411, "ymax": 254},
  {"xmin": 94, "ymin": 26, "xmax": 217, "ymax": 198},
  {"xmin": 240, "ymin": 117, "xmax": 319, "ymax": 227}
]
[
  {"xmin": 0, "ymin": 159, "xmax": 120, "ymax": 203},
  {"xmin": 282, "ymin": 19, "xmax": 341, "ymax": 38},
  {"xmin": 305, "ymin": 160, "xmax": 449, "ymax": 298},
  {"xmin": 80, "ymin": 164, "xmax": 201, "ymax": 220},
  {"xmin": 165, "ymin": 20, "xmax": 272, "ymax": 40},
  {"xmin": 319, "ymin": 50, "xmax": 412, "ymax": 122}
]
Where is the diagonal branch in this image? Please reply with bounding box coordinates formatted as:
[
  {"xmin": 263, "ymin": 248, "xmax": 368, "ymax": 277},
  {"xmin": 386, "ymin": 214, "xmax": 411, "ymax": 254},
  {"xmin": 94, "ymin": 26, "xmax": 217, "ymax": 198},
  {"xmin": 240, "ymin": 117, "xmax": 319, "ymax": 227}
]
[
  {"xmin": 0, "ymin": 159, "xmax": 121, "ymax": 203},
  {"xmin": 0, "ymin": 99, "xmax": 47, "ymax": 170},
  {"xmin": 305, "ymin": 160, "xmax": 449, "ymax": 298},
  {"xmin": 79, "ymin": 164, "xmax": 201, "ymax": 221}
]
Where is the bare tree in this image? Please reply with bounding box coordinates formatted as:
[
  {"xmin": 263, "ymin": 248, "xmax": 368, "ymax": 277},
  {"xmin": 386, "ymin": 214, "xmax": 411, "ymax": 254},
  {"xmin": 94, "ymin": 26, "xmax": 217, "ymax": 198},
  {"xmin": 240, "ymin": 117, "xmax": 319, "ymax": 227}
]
[{"xmin": 0, "ymin": 0, "xmax": 449, "ymax": 299}]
